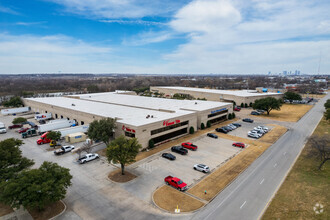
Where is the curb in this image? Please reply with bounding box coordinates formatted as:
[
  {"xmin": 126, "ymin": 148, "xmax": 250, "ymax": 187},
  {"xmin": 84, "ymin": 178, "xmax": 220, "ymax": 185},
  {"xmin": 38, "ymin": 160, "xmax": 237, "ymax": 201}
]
[{"xmin": 48, "ymin": 200, "xmax": 66, "ymax": 220}]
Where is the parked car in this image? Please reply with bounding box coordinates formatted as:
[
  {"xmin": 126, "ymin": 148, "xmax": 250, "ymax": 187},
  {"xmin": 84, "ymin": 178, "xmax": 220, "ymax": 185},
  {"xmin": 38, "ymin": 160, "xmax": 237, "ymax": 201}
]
[
  {"xmin": 248, "ymin": 133, "xmax": 261, "ymax": 139},
  {"xmin": 249, "ymin": 130, "xmax": 264, "ymax": 136},
  {"xmin": 224, "ymin": 126, "xmax": 233, "ymax": 131},
  {"xmin": 17, "ymin": 127, "xmax": 29, "ymax": 133},
  {"xmin": 254, "ymin": 127, "xmax": 268, "ymax": 133},
  {"xmin": 207, "ymin": 133, "xmax": 218, "ymax": 139},
  {"xmin": 243, "ymin": 118, "xmax": 254, "ymax": 123},
  {"xmin": 228, "ymin": 124, "xmax": 237, "ymax": 129},
  {"xmin": 162, "ymin": 153, "xmax": 176, "ymax": 160},
  {"xmin": 255, "ymin": 126, "xmax": 269, "ymax": 132},
  {"xmin": 171, "ymin": 146, "xmax": 188, "ymax": 155},
  {"xmin": 181, "ymin": 142, "xmax": 198, "ymax": 151},
  {"xmin": 256, "ymin": 109, "xmax": 265, "ymax": 113},
  {"xmin": 77, "ymin": 153, "xmax": 99, "ymax": 164},
  {"xmin": 234, "ymin": 106, "xmax": 241, "ymax": 111},
  {"xmin": 251, "ymin": 111, "xmax": 261, "ymax": 115},
  {"xmin": 54, "ymin": 145, "xmax": 75, "ymax": 155},
  {"xmin": 8, "ymin": 124, "xmax": 23, "ymax": 129},
  {"xmin": 193, "ymin": 164, "xmax": 210, "ymax": 173},
  {"xmin": 164, "ymin": 176, "xmax": 187, "ymax": 191},
  {"xmin": 232, "ymin": 142, "xmax": 245, "ymax": 148},
  {"xmin": 215, "ymin": 127, "xmax": 228, "ymax": 134},
  {"xmin": 232, "ymin": 123, "xmax": 241, "ymax": 127}
]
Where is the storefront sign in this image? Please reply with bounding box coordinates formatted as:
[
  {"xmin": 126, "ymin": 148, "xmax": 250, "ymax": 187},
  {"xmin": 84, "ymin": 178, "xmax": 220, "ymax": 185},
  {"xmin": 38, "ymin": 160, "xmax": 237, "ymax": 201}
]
[
  {"xmin": 122, "ymin": 125, "xmax": 136, "ymax": 133},
  {"xmin": 163, "ymin": 119, "xmax": 181, "ymax": 126},
  {"xmin": 211, "ymin": 108, "xmax": 227, "ymax": 114}
]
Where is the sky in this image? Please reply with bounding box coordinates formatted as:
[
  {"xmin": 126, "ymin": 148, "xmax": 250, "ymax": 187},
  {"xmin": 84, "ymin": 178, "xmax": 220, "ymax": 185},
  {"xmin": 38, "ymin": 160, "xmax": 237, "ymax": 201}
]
[{"xmin": 0, "ymin": 0, "xmax": 330, "ymax": 74}]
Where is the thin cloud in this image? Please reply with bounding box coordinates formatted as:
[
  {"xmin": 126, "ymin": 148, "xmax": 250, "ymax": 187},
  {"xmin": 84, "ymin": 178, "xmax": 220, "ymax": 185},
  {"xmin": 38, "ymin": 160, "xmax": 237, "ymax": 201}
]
[
  {"xmin": 100, "ymin": 19, "xmax": 164, "ymax": 26},
  {"xmin": 0, "ymin": 5, "xmax": 20, "ymax": 15},
  {"xmin": 15, "ymin": 21, "xmax": 47, "ymax": 26}
]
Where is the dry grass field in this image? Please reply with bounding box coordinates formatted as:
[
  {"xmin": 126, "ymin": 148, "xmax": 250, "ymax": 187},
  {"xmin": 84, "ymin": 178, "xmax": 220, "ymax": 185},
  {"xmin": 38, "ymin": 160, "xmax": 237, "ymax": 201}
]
[
  {"xmin": 257, "ymin": 104, "xmax": 313, "ymax": 122},
  {"xmin": 262, "ymin": 118, "xmax": 329, "ymax": 220},
  {"xmin": 153, "ymin": 185, "xmax": 205, "ymax": 212},
  {"xmin": 0, "ymin": 203, "xmax": 13, "ymax": 217}
]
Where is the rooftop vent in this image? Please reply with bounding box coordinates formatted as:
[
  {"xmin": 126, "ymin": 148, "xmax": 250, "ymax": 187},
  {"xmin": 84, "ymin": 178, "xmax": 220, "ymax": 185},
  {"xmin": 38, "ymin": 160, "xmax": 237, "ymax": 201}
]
[{"xmin": 72, "ymin": 104, "xmax": 75, "ymax": 106}]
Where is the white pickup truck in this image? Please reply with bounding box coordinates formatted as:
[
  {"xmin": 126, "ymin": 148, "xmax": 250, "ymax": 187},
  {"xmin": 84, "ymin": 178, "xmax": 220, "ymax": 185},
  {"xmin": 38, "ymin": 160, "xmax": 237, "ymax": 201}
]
[
  {"xmin": 77, "ymin": 153, "xmax": 99, "ymax": 164},
  {"xmin": 54, "ymin": 145, "xmax": 75, "ymax": 155}
]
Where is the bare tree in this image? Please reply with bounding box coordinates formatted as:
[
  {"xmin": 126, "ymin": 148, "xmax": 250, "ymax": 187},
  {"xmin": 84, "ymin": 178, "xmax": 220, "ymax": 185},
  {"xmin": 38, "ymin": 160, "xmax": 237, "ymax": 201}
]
[
  {"xmin": 310, "ymin": 135, "xmax": 330, "ymax": 170},
  {"xmin": 75, "ymin": 142, "xmax": 94, "ymax": 158}
]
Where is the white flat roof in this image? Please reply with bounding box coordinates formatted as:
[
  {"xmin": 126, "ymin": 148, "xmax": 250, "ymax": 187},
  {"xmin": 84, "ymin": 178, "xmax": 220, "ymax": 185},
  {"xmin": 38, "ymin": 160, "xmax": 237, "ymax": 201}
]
[
  {"xmin": 153, "ymin": 86, "xmax": 282, "ymax": 97},
  {"xmin": 26, "ymin": 97, "xmax": 194, "ymax": 127},
  {"xmin": 73, "ymin": 92, "xmax": 230, "ymax": 112}
]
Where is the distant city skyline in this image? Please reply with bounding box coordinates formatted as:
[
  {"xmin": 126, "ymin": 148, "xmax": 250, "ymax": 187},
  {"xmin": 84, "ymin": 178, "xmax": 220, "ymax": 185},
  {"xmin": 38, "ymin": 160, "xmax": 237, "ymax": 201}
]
[{"xmin": 0, "ymin": 0, "xmax": 330, "ymax": 74}]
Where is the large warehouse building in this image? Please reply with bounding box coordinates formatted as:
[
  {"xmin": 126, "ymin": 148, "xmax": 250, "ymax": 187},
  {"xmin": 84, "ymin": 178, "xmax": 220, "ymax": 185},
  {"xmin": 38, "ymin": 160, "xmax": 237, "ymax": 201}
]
[
  {"xmin": 24, "ymin": 92, "xmax": 232, "ymax": 148},
  {"xmin": 150, "ymin": 86, "xmax": 283, "ymax": 105}
]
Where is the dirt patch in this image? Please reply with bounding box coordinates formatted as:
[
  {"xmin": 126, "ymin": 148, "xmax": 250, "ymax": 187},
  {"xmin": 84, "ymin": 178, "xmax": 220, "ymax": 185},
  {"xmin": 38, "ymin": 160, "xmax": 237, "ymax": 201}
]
[
  {"xmin": 262, "ymin": 118, "xmax": 330, "ymax": 219},
  {"xmin": 96, "ymin": 148, "xmax": 107, "ymax": 157},
  {"xmin": 46, "ymin": 145, "xmax": 62, "ymax": 151},
  {"xmin": 153, "ymin": 185, "xmax": 205, "ymax": 213},
  {"xmin": 259, "ymin": 124, "xmax": 288, "ymax": 144},
  {"xmin": 28, "ymin": 200, "xmax": 65, "ymax": 220},
  {"xmin": 256, "ymin": 104, "xmax": 313, "ymax": 122},
  {"xmin": 135, "ymin": 119, "xmax": 239, "ymax": 162},
  {"xmin": 108, "ymin": 169, "xmax": 137, "ymax": 183},
  {"xmin": 0, "ymin": 203, "xmax": 13, "ymax": 217}
]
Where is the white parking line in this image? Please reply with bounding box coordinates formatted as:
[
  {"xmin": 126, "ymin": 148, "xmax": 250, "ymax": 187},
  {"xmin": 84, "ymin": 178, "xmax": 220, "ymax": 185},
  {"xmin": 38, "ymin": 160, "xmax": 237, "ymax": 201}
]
[
  {"xmin": 274, "ymin": 163, "xmax": 277, "ymax": 167},
  {"xmin": 240, "ymin": 201, "xmax": 247, "ymax": 209},
  {"xmin": 260, "ymin": 178, "xmax": 265, "ymax": 185}
]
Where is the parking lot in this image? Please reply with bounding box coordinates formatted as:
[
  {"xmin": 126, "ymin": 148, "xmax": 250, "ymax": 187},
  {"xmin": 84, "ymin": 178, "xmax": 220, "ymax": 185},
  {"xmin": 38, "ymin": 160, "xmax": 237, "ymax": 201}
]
[
  {"xmin": 217, "ymin": 120, "xmax": 274, "ymax": 140},
  {"xmin": 123, "ymin": 134, "xmax": 243, "ymax": 202}
]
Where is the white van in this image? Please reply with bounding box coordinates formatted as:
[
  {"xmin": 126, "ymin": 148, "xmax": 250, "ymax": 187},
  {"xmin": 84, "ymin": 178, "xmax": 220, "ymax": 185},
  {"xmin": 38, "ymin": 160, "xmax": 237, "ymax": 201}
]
[{"xmin": 0, "ymin": 122, "xmax": 7, "ymax": 134}]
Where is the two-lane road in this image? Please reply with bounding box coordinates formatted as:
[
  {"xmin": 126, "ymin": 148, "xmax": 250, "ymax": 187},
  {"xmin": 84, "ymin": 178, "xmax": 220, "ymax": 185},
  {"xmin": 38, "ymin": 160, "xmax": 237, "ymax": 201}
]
[{"xmin": 191, "ymin": 95, "xmax": 329, "ymax": 220}]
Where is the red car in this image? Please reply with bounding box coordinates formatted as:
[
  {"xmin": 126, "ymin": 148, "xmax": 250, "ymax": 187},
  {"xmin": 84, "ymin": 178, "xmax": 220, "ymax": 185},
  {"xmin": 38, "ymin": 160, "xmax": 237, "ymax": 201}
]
[
  {"xmin": 8, "ymin": 124, "xmax": 23, "ymax": 129},
  {"xmin": 181, "ymin": 142, "xmax": 198, "ymax": 151},
  {"xmin": 234, "ymin": 107, "xmax": 241, "ymax": 111},
  {"xmin": 18, "ymin": 127, "xmax": 29, "ymax": 133},
  {"xmin": 164, "ymin": 176, "xmax": 187, "ymax": 191},
  {"xmin": 232, "ymin": 142, "xmax": 245, "ymax": 148}
]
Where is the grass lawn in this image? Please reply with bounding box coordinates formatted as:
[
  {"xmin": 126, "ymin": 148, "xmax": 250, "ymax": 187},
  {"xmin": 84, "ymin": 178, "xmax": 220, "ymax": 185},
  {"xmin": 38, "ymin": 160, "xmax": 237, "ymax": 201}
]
[
  {"xmin": 153, "ymin": 185, "xmax": 205, "ymax": 213},
  {"xmin": 257, "ymin": 104, "xmax": 313, "ymax": 122},
  {"xmin": 262, "ymin": 118, "xmax": 330, "ymax": 220},
  {"xmin": 0, "ymin": 203, "xmax": 14, "ymax": 217},
  {"xmin": 108, "ymin": 169, "xmax": 137, "ymax": 183}
]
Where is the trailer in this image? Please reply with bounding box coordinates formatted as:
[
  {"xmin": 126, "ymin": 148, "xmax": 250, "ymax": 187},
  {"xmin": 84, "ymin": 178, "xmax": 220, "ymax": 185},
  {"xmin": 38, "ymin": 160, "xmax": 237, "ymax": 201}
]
[
  {"xmin": 35, "ymin": 113, "xmax": 52, "ymax": 121},
  {"xmin": 37, "ymin": 120, "xmax": 76, "ymax": 134},
  {"xmin": 1, "ymin": 107, "xmax": 30, "ymax": 115},
  {"xmin": 0, "ymin": 122, "xmax": 6, "ymax": 134},
  {"xmin": 65, "ymin": 132, "xmax": 87, "ymax": 144},
  {"xmin": 55, "ymin": 125, "xmax": 89, "ymax": 139}
]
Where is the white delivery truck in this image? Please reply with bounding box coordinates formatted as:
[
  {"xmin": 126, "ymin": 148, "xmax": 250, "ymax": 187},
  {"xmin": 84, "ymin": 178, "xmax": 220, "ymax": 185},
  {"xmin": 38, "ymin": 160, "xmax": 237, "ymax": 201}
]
[
  {"xmin": 1, "ymin": 107, "xmax": 31, "ymax": 115},
  {"xmin": 37, "ymin": 120, "xmax": 75, "ymax": 134},
  {"xmin": 0, "ymin": 122, "xmax": 7, "ymax": 134},
  {"xmin": 34, "ymin": 113, "xmax": 52, "ymax": 121},
  {"xmin": 55, "ymin": 124, "xmax": 89, "ymax": 139}
]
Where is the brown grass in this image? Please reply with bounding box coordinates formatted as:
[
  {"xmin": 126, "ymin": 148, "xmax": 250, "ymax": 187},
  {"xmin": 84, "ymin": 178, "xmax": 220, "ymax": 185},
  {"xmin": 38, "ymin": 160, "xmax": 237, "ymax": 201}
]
[
  {"xmin": 256, "ymin": 104, "xmax": 313, "ymax": 122},
  {"xmin": 96, "ymin": 148, "xmax": 107, "ymax": 157},
  {"xmin": 0, "ymin": 203, "xmax": 13, "ymax": 217},
  {"xmin": 301, "ymin": 93, "xmax": 327, "ymax": 99},
  {"xmin": 28, "ymin": 201, "xmax": 65, "ymax": 220},
  {"xmin": 135, "ymin": 119, "xmax": 239, "ymax": 162},
  {"xmin": 188, "ymin": 137, "xmax": 271, "ymax": 201},
  {"xmin": 153, "ymin": 185, "xmax": 205, "ymax": 213},
  {"xmin": 262, "ymin": 118, "xmax": 330, "ymax": 220},
  {"xmin": 108, "ymin": 169, "xmax": 137, "ymax": 183},
  {"xmin": 259, "ymin": 124, "xmax": 288, "ymax": 144}
]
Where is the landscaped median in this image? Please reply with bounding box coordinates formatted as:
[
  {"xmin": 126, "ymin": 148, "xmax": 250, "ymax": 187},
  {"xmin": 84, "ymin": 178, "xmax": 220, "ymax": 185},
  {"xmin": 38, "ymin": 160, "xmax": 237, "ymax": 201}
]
[{"xmin": 153, "ymin": 185, "xmax": 206, "ymax": 213}]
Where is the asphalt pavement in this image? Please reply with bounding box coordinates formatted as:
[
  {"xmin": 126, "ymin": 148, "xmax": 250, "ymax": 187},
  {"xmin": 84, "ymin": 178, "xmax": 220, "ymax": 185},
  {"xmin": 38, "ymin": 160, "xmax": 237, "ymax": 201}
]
[{"xmin": 190, "ymin": 95, "xmax": 329, "ymax": 220}]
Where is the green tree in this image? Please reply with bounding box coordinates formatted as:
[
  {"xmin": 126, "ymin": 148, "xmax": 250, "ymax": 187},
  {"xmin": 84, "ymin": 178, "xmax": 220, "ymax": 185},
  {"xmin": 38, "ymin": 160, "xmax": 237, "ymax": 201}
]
[
  {"xmin": 12, "ymin": 117, "xmax": 27, "ymax": 124},
  {"xmin": 253, "ymin": 97, "xmax": 282, "ymax": 115},
  {"xmin": 207, "ymin": 121, "xmax": 211, "ymax": 128},
  {"xmin": 324, "ymin": 99, "xmax": 330, "ymax": 109},
  {"xmin": 106, "ymin": 136, "xmax": 141, "ymax": 175},
  {"xmin": 3, "ymin": 97, "xmax": 23, "ymax": 107},
  {"xmin": 284, "ymin": 91, "xmax": 302, "ymax": 102},
  {"xmin": 1, "ymin": 161, "xmax": 72, "ymax": 211},
  {"xmin": 189, "ymin": 126, "xmax": 195, "ymax": 134},
  {"xmin": 0, "ymin": 138, "xmax": 34, "ymax": 182},
  {"xmin": 88, "ymin": 118, "xmax": 117, "ymax": 145},
  {"xmin": 46, "ymin": 131, "xmax": 61, "ymax": 141},
  {"xmin": 249, "ymin": 102, "xmax": 253, "ymax": 107},
  {"xmin": 228, "ymin": 114, "xmax": 233, "ymax": 119},
  {"xmin": 325, "ymin": 108, "xmax": 330, "ymax": 120},
  {"xmin": 148, "ymin": 139, "xmax": 155, "ymax": 149},
  {"xmin": 201, "ymin": 123, "xmax": 205, "ymax": 130}
]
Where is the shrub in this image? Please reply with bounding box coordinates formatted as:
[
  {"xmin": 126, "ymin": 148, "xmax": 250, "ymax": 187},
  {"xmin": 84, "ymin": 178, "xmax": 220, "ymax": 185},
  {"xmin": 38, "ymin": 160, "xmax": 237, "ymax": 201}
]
[
  {"xmin": 249, "ymin": 102, "xmax": 253, "ymax": 107},
  {"xmin": 232, "ymin": 112, "xmax": 236, "ymax": 118},
  {"xmin": 148, "ymin": 139, "xmax": 155, "ymax": 149},
  {"xmin": 12, "ymin": 117, "xmax": 27, "ymax": 124},
  {"xmin": 207, "ymin": 121, "xmax": 211, "ymax": 128},
  {"xmin": 228, "ymin": 114, "xmax": 233, "ymax": 120},
  {"xmin": 240, "ymin": 103, "xmax": 244, "ymax": 107},
  {"xmin": 245, "ymin": 103, "xmax": 248, "ymax": 108},
  {"xmin": 201, "ymin": 123, "xmax": 205, "ymax": 130},
  {"xmin": 189, "ymin": 127, "xmax": 195, "ymax": 134}
]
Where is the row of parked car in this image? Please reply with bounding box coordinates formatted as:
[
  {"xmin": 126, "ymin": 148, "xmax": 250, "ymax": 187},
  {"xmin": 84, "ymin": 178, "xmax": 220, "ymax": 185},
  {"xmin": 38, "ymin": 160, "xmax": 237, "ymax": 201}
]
[
  {"xmin": 215, "ymin": 123, "xmax": 241, "ymax": 134},
  {"xmin": 247, "ymin": 126, "xmax": 269, "ymax": 139}
]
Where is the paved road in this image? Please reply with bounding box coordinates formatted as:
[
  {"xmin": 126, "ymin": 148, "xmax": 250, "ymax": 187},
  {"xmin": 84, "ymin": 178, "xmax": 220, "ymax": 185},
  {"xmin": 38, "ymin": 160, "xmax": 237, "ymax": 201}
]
[{"xmin": 191, "ymin": 95, "xmax": 329, "ymax": 220}]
